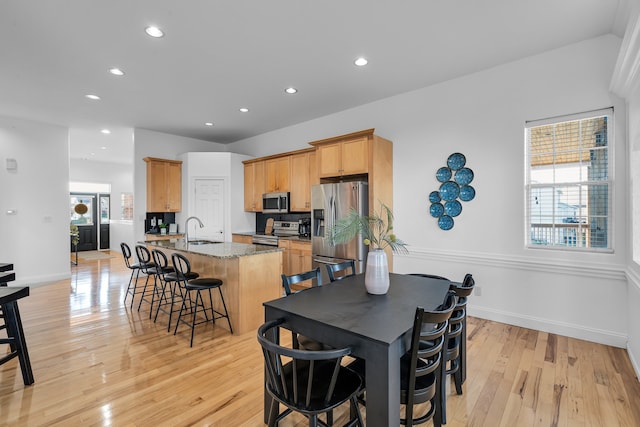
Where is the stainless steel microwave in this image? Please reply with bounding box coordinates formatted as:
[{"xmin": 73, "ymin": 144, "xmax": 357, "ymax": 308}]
[{"xmin": 262, "ymin": 192, "xmax": 289, "ymax": 213}]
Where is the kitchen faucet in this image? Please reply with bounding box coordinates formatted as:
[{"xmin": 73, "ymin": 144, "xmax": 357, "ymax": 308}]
[{"xmin": 184, "ymin": 216, "xmax": 204, "ymax": 242}]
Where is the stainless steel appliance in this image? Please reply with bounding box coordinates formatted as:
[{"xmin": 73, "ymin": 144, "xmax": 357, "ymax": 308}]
[
  {"xmin": 251, "ymin": 220, "xmax": 299, "ymax": 246},
  {"xmin": 311, "ymin": 181, "xmax": 368, "ymax": 284},
  {"xmin": 262, "ymin": 192, "xmax": 289, "ymax": 214}
]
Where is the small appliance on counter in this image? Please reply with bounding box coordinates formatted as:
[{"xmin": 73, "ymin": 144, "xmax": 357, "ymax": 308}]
[{"xmin": 298, "ymin": 218, "xmax": 311, "ymax": 237}]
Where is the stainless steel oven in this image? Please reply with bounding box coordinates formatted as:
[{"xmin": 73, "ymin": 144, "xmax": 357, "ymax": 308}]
[{"xmin": 262, "ymin": 192, "xmax": 289, "ymax": 214}]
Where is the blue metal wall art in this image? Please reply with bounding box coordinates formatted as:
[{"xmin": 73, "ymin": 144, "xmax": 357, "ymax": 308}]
[{"xmin": 429, "ymin": 153, "xmax": 475, "ymax": 230}]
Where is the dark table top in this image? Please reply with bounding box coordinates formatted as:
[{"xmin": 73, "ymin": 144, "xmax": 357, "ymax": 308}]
[
  {"xmin": 0, "ymin": 286, "xmax": 29, "ymax": 305},
  {"xmin": 263, "ymin": 273, "xmax": 451, "ymax": 346}
]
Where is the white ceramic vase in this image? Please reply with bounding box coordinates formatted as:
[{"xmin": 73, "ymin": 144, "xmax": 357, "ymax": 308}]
[{"xmin": 364, "ymin": 249, "xmax": 390, "ymax": 294}]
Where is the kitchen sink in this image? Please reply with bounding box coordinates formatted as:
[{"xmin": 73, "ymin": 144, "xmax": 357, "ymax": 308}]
[{"xmin": 186, "ymin": 240, "xmax": 222, "ymax": 245}]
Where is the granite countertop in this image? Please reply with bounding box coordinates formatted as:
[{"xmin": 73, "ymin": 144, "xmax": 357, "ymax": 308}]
[{"xmin": 143, "ymin": 239, "xmax": 283, "ymax": 259}]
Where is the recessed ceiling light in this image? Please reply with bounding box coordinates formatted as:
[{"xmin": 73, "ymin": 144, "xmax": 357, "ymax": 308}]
[
  {"xmin": 285, "ymin": 87, "xmax": 298, "ymax": 94},
  {"xmin": 354, "ymin": 57, "xmax": 368, "ymax": 67},
  {"xmin": 100, "ymin": 146, "xmax": 107, "ymax": 150},
  {"xmin": 109, "ymin": 68, "xmax": 125, "ymax": 76},
  {"xmin": 90, "ymin": 152, "xmax": 96, "ymax": 156},
  {"xmin": 205, "ymin": 122, "xmax": 214, "ymax": 126},
  {"xmin": 145, "ymin": 26, "xmax": 164, "ymax": 38},
  {"xmin": 85, "ymin": 94, "xmax": 101, "ymax": 100},
  {"xmin": 239, "ymin": 108, "xmax": 249, "ymax": 113},
  {"xmin": 100, "ymin": 129, "xmax": 111, "ymax": 134}
]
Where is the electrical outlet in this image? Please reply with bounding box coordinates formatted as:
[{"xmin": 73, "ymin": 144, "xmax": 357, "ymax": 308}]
[{"xmin": 474, "ymin": 286, "xmax": 482, "ymax": 296}]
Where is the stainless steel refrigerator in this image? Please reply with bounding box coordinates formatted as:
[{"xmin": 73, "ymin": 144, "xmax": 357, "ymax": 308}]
[{"xmin": 311, "ymin": 181, "xmax": 368, "ymax": 284}]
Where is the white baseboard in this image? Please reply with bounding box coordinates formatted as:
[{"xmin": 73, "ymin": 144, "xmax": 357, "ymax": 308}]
[{"xmin": 468, "ymin": 305, "xmax": 628, "ymax": 349}]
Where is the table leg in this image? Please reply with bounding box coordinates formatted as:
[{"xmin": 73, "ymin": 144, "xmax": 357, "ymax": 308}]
[
  {"xmin": 2, "ymin": 301, "xmax": 34, "ymax": 385},
  {"xmin": 364, "ymin": 340, "xmax": 402, "ymax": 427}
]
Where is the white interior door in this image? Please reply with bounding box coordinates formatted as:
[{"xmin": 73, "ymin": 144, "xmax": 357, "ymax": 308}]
[{"xmin": 194, "ymin": 179, "xmax": 225, "ymax": 241}]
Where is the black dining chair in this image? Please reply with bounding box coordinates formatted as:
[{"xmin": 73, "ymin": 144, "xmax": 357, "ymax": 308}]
[
  {"xmin": 326, "ymin": 260, "xmax": 356, "ymax": 282},
  {"xmin": 349, "ymin": 290, "xmax": 457, "ymax": 426},
  {"xmin": 171, "ymin": 253, "xmax": 232, "ymax": 347},
  {"xmin": 257, "ymin": 318, "xmax": 364, "ymax": 427},
  {"xmin": 409, "ymin": 272, "xmax": 475, "ymax": 423},
  {"xmin": 281, "ymin": 268, "xmax": 328, "ymax": 351}
]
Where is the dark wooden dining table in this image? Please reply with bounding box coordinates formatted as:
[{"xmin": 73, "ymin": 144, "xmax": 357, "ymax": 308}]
[{"xmin": 263, "ymin": 272, "xmax": 451, "ymax": 427}]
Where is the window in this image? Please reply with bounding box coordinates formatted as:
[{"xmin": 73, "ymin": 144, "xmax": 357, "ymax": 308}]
[
  {"xmin": 121, "ymin": 193, "xmax": 134, "ymax": 221},
  {"xmin": 525, "ymin": 108, "xmax": 612, "ymax": 250}
]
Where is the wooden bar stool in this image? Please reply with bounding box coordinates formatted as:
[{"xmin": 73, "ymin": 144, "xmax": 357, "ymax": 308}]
[{"xmin": 171, "ymin": 253, "xmax": 232, "ymax": 347}]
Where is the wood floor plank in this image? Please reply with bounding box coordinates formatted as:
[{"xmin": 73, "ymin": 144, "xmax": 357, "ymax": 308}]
[{"xmin": 1, "ymin": 254, "xmax": 639, "ymax": 426}]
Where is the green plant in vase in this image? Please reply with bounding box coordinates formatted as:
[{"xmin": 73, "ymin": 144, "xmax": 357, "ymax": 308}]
[
  {"xmin": 330, "ymin": 202, "xmax": 407, "ymax": 294},
  {"xmin": 330, "ymin": 202, "xmax": 408, "ymax": 254}
]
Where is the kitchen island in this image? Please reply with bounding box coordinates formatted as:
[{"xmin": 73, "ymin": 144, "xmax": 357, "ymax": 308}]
[{"xmin": 144, "ymin": 239, "xmax": 283, "ymax": 335}]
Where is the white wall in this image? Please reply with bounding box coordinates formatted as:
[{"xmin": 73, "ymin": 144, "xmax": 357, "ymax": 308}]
[
  {"xmin": 69, "ymin": 158, "xmax": 134, "ymax": 251},
  {"xmin": 616, "ymin": 10, "xmax": 640, "ymax": 378},
  {"xmin": 132, "ymin": 128, "xmax": 227, "ymax": 243},
  {"xmin": 230, "ymin": 35, "xmax": 629, "ymax": 347},
  {"xmin": 179, "ymin": 152, "xmax": 254, "ymax": 241},
  {"xmin": 0, "ymin": 117, "xmax": 70, "ymax": 285}
]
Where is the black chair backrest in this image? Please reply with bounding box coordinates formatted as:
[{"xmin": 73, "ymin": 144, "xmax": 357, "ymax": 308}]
[
  {"xmin": 257, "ymin": 319, "xmax": 354, "ymax": 410},
  {"xmin": 151, "ymin": 249, "xmax": 169, "ymax": 270},
  {"xmin": 135, "ymin": 245, "xmax": 154, "ymax": 271},
  {"xmin": 404, "ymin": 290, "xmax": 457, "ymax": 421},
  {"xmin": 326, "ymin": 260, "xmax": 356, "ymax": 282},
  {"xmin": 452, "ymin": 273, "xmax": 475, "ymax": 299},
  {"xmin": 281, "ymin": 268, "xmax": 322, "ymax": 295},
  {"xmin": 121, "ymin": 242, "xmax": 134, "ymax": 268},
  {"xmin": 171, "ymin": 252, "xmax": 192, "ymax": 279}
]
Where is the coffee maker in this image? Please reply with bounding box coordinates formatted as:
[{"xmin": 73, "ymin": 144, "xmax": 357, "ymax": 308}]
[{"xmin": 298, "ymin": 218, "xmax": 311, "ymax": 237}]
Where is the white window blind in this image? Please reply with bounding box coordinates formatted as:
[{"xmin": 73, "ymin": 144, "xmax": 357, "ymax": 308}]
[{"xmin": 525, "ymin": 108, "xmax": 612, "ymax": 250}]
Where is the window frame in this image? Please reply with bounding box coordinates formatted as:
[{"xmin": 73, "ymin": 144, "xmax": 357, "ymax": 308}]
[{"xmin": 524, "ymin": 107, "xmax": 614, "ymax": 253}]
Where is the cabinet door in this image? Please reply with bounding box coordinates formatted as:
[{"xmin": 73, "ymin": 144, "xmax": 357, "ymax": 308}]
[
  {"xmin": 317, "ymin": 143, "xmax": 342, "ymax": 178},
  {"xmin": 341, "ymin": 136, "xmax": 369, "ymax": 175},
  {"xmin": 243, "ymin": 164, "xmax": 255, "ymax": 211},
  {"xmin": 232, "ymin": 234, "xmax": 253, "ymax": 244},
  {"xmin": 309, "ymin": 151, "xmax": 318, "ymax": 187},
  {"xmin": 166, "ymin": 161, "xmax": 182, "ymax": 212},
  {"xmin": 266, "ymin": 157, "xmax": 290, "ymax": 192},
  {"xmin": 278, "ymin": 240, "xmax": 291, "ymax": 275},
  {"xmin": 290, "ymin": 153, "xmax": 311, "ymax": 212},
  {"xmin": 146, "ymin": 160, "xmax": 168, "ymax": 212},
  {"xmin": 243, "ymin": 161, "xmax": 265, "ymax": 212}
]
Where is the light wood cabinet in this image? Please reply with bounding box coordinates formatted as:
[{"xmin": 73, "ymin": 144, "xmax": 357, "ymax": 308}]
[
  {"xmin": 243, "ymin": 160, "xmax": 265, "ymax": 212},
  {"xmin": 315, "ymin": 135, "xmax": 368, "ymax": 178},
  {"xmin": 265, "ymin": 156, "xmax": 290, "ymax": 192},
  {"xmin": 232, "ymin": 234, "xmax": 253, "ymax": 244},
  {"xmin": 290, "ymin": 149, "xmax": 318, "ymax": 212},
  {"xmin": 279, "ymin": 239, "xmax": 312, "ymax": 290},
  {"xmin": 143, "ymin": 157, "xmax": 182, "ymax": 212}
]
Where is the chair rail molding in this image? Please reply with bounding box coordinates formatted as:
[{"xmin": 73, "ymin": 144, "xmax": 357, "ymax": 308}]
[{"xmin": 399, "ymin": 247, "xmax": 627, "ymax": 281}]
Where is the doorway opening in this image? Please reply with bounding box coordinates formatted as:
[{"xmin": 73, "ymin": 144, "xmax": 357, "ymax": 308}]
[{"xmin": 70, "ymin": 182, "xmax": 111, "ymax": 252}]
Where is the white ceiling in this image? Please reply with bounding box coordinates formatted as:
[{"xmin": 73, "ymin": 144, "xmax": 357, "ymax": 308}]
[{"xmin": 0, "ymin": 1, "xmax": 630, "ymax": 164}]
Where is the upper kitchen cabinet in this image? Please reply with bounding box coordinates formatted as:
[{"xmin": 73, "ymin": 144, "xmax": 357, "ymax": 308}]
[
  {"xmin": 243, "ymin": 160, "xmax": 265, "ymax": 212},
  {"xmin": 290, "ymin": 149, "xmax": 318, "ymax": 212},
  {"xmin": 312, "ymin": 133, "xmax": 369, "ymax": 178},
  {"xmin": 309, "ymin": 129, "xmax": 393, "ymax": 218},
  {"xmin": 143, "ymin": 157, "xmax": 182, "ymax": 212},
  {"xmin": 265, "ymin": 156, "xmax": 290, "ymax": 193}
]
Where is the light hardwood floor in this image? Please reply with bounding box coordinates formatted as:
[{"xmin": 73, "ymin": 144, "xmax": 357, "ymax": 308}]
[{"xmin": 1, "ymin": 253, "xmax": 639, "ymax": 426}]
